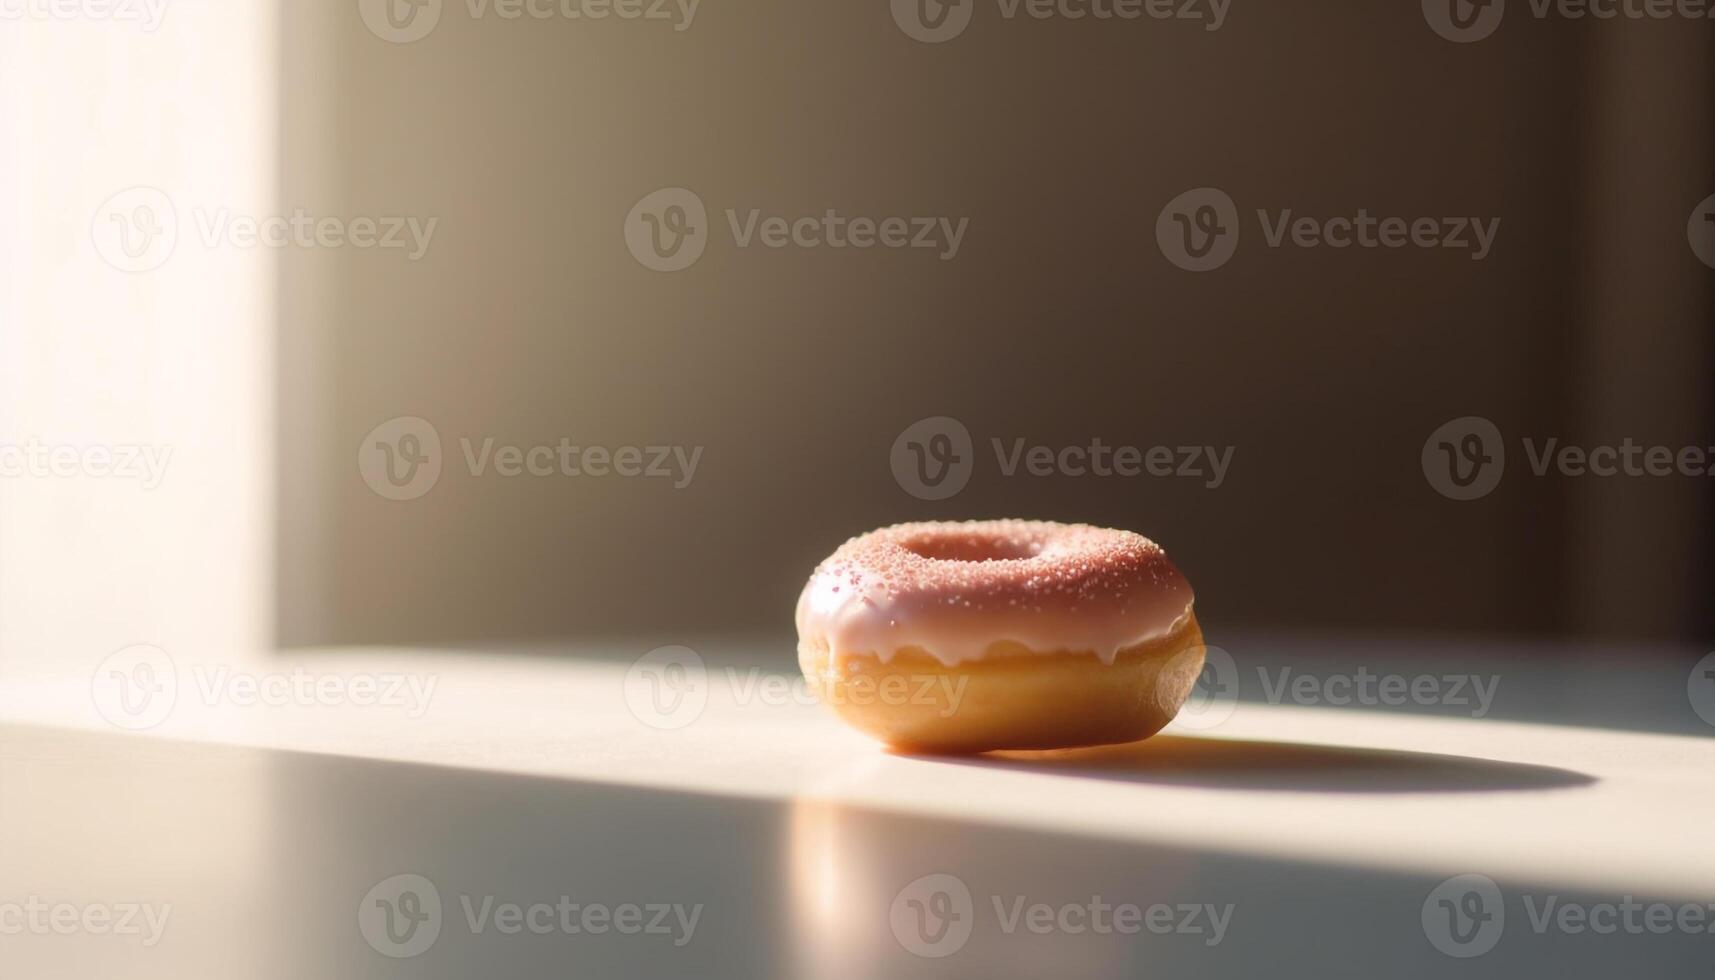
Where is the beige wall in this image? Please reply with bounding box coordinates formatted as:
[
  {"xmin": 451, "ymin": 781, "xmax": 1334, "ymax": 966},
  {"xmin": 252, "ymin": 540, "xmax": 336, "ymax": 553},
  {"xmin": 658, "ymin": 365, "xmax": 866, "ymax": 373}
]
[{"xmin": 276, "ymin": 0, "xmax": 1713, "ymax": 647}]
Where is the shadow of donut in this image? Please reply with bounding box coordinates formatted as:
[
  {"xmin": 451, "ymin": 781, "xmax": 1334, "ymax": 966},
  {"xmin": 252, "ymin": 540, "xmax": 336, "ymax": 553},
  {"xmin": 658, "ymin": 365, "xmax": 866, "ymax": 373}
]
[{"xmin": 906, "ymin": 735, "xmax": 1596, "ymax": 793}]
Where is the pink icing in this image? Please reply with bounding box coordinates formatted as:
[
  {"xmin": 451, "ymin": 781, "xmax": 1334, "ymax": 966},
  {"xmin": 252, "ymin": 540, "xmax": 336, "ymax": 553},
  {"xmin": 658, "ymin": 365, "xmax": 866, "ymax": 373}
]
[{"xmin": 795, "ymin": 520, "xmax": 1195, "ymax": 665}]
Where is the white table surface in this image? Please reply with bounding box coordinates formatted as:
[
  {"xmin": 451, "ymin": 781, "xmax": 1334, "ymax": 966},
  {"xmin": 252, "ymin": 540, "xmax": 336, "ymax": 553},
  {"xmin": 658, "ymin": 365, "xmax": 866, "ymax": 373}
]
[{"xmin": 3, "ymin": 634, "xmax": 1713, "ymax": 978}]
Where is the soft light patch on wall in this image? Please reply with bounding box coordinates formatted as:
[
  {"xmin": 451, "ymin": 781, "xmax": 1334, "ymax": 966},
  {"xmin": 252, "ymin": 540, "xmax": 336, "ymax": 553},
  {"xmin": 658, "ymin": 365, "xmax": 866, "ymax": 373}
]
[{"xmin": 0, "ymin": 1, "xmax": 278, "ymax": 697}]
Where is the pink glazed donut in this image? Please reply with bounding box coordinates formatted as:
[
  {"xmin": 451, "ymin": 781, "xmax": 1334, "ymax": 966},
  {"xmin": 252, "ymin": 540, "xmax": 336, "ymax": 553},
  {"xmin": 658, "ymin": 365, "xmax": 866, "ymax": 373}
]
[{"xmin": 796, "ymin": 520, "xmax": 1204, "ymax": 753}]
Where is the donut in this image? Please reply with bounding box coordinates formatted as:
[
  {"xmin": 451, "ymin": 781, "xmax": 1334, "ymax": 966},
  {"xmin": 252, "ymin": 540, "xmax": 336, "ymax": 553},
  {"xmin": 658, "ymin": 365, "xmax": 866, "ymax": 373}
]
[{"xmin": 795, "ymin": 519, "xmax": 1203, "ymax": 754}]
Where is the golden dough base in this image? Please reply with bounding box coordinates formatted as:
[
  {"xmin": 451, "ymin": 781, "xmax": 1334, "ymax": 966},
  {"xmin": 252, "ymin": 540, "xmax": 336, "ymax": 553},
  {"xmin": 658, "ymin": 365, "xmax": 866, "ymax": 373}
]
[{"xmin": 797, "ymin": 613, "xmax": 1204, "ymax": 754}]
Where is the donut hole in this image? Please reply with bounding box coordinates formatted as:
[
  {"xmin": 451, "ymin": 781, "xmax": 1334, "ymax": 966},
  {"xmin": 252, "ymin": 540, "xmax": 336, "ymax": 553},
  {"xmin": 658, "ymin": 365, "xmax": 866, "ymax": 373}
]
[{"xmin": 900, "ymin": 532, "xmax": 1042, "ymax": 563}]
